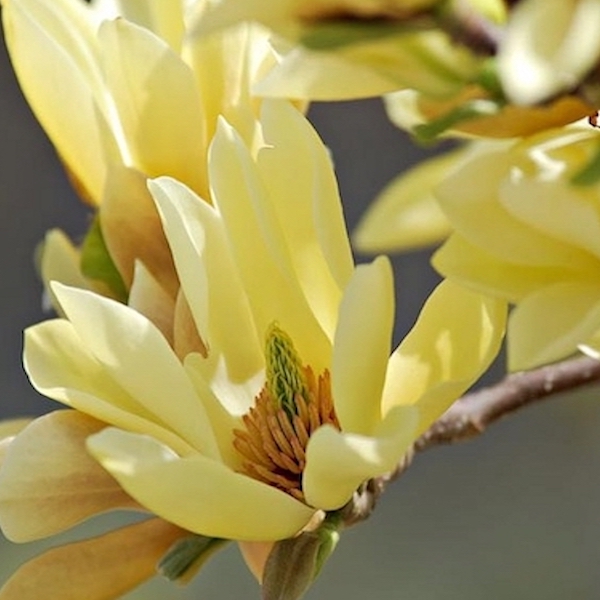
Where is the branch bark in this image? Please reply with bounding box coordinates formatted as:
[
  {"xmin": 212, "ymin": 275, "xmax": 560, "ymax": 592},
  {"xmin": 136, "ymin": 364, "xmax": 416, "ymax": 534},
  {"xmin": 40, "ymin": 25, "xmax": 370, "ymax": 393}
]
[{"xmin": 342, "ymin": 355, "xmax": 600, "ymax": 527}]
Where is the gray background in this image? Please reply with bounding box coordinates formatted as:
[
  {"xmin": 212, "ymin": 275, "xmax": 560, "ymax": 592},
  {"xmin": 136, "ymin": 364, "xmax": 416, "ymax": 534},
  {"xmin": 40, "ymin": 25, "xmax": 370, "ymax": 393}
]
[{"xmin": 2, "ymin": 20, "xmax": 600, "ymax": 599}]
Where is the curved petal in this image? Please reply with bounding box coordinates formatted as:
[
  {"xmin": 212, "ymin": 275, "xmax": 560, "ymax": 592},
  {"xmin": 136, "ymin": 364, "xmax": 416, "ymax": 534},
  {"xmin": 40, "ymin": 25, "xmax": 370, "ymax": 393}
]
[
  {"xmin": 0, "ymin": 419, "xmax": 31, "ymax": 466},
  {"xmin": 149, "ymin": 176, "xmax": 263, "ymax": 383},
  {"xmin": 332, "ymin": 257, "xmax": 394, "ymax": 435},
  {"xmin": 100, "ymin": 165, "xmax": 178, "ymax": 297},
  {"xmin": 24, "ymin": 316, "xmax": 195, "ymax": 458},
  {"xmin": 99, "ymin": 18, "xmax": 207, "ymax": 197},
  {"xmin": 0, "ymin": 518, "xmax": 186, "ymax": 600},
  {"xmin": 0, "ymin": 411, "xmax": 138, "ymax": 542},
  {"xmin": 209, "ymin": 118, "xmax": 332, "ymax": 370},
  {"xmin": 102, "ymin": 0, "xmax": 185, "ymax": 51},
  {"xmin": 303, "ymin": 405, "xmax": 418, "ymax": 510},
  {"xmin": 436, "ymin": 150, "xmax": 598, "ymax": 269},
  {"xmin": 2, "ymin": 0, "xmax": 120, "ymax": 205},
  {"xmin": 40, "ymin": 229, "xmax": 89, "ymax": 313},
  {"xmin": 128, "ymin": 261, "xmax": 175, "ymax": 346},
  {"xmin": 51, "ymin": 283, "xmax": 219, "ymax": 459},
  {"xmin": 499, "ymin": 172, "xmax": 600, "ymax": 262},
  {"xmin": 255, "ymin": 46, "xmax": 399, "ymax": 101},
  {"xmin": 87, "ymin": 427, "xmax": 316, "ymax": 541},
  {"xmin": 381, "ymin": 280, "xmax": 506, "ymax": 431},
  {"xmin": 433, "ymin": 233, "xmax": 578, "ymax": 303},
  {"xmin": 258, "ymin": 100, "xmax": 352, "ymax": 336},
  {"xmin": 508, "ymin": 281, "xmax": 600, "ymax": 371}
]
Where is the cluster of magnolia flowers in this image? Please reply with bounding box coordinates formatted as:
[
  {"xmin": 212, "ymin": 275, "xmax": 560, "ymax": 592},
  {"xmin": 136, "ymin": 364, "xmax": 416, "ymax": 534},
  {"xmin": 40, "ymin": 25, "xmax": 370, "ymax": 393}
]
[{"xmin": 0, "ymin": 0, "xmax": 599, "ymax": 598}]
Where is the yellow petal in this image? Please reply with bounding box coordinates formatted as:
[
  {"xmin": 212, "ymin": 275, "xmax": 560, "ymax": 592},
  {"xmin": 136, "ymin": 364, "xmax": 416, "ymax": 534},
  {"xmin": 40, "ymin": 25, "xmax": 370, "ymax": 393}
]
[
  {"xmin": 0, "ymin": 419, "xmax": 31, "ymax": 466},
  {"xmin": 100, "ymin": 165, "xmax": 178, "ymax": 297},
  {"xmin": 508, "ymin": 282, "xmax": 600, "ymax": 371},
  {"xmin": 98, "ymin": 18, "xmax": 207, "ymax": 197},
  {"xmin": 51, "ymin": 283, "xmax": 220, "ymax": 459},
  {"xmin": 149, "ymin": 176, "xmax": 263, "ymax": 383},
  {"xmin": 40, "ymin": 229, "xmax": 89, "ymax": 313},
  {"xmin": 499, "ymin": 175, "xmax": 600, "ymax": 261},
  {"xmin": 128, "ymin": 261, "xmax": 175, "ymax": 346},
  {"xmin": 332, "ymin": 257, "xmax": 393, "ymax": 435},
  {"xmin": 183, "ymin": 22, "xmax": 272, "ymax": 148},
  {"xmin": 102, "ymin": 0, "xmax": 184, "ymax": 51},
  {"xmin": 381, "ymin": 280, "xmax": 506, "ymax": 431},
  {"xmin": 24, "ymin": 315, "xmax": 194, "ymax": 458},
  {"xmin": 0, "ymin": 518, "xmax": 186, "ymax": 600},
  {"xmin": 87, "ymin": 428, "xmax": 316, "ymax": 541},
  {"xmin": 183, "ymin": 353, "xmax": 246, "ymax": 470},
  {"xmin": 2, "ymin": 0, "xmax": 120, "ymax": 205},
  {"xmin": 0, "ymin": 410, "xmax": 138, "ymax": 542},
  {"xmin": 258, "ymin": 100, "xmax": 353, "ymax": 335},
  {"xmin": 433, "ymin": 233, "xmax": 579, "ymax": 303},
  {"xmin": 354, "ymin": 149, "xmax": 460, "ymax": 253},
  {"xmin": 209, "ymin": 117, "xmax": 332, "ymax": 370},
  {"xmin": 303, "ymin": 405, "xmax": 418, "ymax": 510},
  {"xmin": 255, "ymin": 46, "xmax": 399, "ymax": 101},
  {"xmin": 436, "ymin": 150, "xmax": 597, "ymax": 269}
]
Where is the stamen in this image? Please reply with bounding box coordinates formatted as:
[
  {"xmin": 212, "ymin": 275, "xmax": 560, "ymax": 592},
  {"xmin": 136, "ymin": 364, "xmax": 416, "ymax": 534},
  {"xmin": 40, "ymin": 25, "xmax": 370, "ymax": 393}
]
[{"xmin": 233, "ymin": 325, "xmax": 340, "ymax": 503}]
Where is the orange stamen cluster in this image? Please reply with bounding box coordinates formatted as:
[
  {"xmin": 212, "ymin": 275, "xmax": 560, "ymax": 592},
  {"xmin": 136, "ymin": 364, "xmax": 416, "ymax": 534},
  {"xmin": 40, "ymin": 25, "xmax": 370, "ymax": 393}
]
[{"xmin": 233, "ymin": 366, "xmax": 339, "ymax": 502}]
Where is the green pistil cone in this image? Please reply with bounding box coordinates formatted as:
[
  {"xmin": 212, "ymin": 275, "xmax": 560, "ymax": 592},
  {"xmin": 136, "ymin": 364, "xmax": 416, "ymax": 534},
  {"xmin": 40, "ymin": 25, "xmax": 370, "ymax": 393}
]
[{"xmin": 265, "ymin": 323, "xmax": 308, "ymax": 418}]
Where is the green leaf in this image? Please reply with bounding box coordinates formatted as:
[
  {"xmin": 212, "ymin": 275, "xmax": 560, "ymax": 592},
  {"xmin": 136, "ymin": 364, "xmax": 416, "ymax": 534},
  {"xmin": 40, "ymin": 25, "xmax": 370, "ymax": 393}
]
[
  {"xmin": 158, "ymin": 534, "xmax": 228, "ymax": 584},
  {"xmin": 80, "ymin": 216, "xmax": 128, "ymax": 302}
]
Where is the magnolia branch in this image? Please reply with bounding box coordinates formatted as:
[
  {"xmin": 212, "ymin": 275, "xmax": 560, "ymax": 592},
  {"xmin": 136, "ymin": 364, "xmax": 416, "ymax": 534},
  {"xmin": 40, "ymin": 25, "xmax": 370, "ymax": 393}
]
[{"xmin": 342, "ymin": 354, "xmax": 600, "ymax": 527}]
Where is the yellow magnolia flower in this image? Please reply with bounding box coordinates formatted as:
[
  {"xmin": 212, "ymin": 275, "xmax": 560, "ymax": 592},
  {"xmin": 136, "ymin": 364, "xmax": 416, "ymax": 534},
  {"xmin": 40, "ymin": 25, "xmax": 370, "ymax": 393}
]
[
  {"xmin": 0, "ymin": 101, "xmax": 505, "ymax": 597},
  {"xmin": 2, "ymin": 0, "xmax": 276, "ymax": 205},
  {"xmin": 432, "ymin": 123, "xmax": 600, "ymax": 371},
  {"xmin": 2, "ymin": 0, "xmax": 283, "ymax": 297}
]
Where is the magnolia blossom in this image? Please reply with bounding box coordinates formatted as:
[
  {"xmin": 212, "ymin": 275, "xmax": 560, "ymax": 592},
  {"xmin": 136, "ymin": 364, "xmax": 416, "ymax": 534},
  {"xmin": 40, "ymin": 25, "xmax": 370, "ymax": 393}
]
[
  {"xmin": 1, "ymin": 0, "xmax": 282, "ymax": 298},
  {"xmin": 0, "ymin": 101, "xmax": 506, "ymax": 597},
  {"xmin": 2, "ymin": 0, "xmax": 276, "ymax": 205},
  {"xmin": 432, "ymin": 123, "xmax": 600, "ymax": 370}
]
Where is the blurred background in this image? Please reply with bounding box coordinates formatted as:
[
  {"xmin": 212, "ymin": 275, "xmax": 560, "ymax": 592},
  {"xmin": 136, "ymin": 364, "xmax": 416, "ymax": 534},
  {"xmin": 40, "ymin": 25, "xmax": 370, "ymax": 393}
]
[{"xmin": 2, "ymin": 18, "xmax": 600, "ymax": 599}]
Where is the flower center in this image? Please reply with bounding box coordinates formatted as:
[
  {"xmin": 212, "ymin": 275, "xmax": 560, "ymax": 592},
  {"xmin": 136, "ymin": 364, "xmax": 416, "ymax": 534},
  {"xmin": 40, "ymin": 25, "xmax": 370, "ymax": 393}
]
[{"xmin": 233, "ymin": 324, "xmax": 339, "ymax": 502}]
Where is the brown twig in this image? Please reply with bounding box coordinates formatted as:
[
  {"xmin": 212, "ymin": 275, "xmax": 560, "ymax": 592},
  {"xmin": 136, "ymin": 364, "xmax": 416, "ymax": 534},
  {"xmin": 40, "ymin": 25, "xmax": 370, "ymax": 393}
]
[{"xmin": 342, "ymin": 355, "xmax": 600, "ymax": 527}]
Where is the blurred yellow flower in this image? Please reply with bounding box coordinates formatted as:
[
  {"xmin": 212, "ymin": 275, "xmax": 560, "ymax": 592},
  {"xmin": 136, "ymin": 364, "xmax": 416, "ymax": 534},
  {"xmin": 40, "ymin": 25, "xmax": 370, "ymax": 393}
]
[
  {"xmin": 2, "ymin": 0, "xmax": 276, "ymax": 205},
  {"xmin": 193, "ymin": 0, "xmax": 501, "ymax": 101},
  {"xmin": 354, "ymin": 139, "xmax": 511, "ymax": 253},
  {"xmin": 497, "ymin": 0, "xmax": 600, "ymax": 106},
  {"xmin": 432, "ymin": 123, "xmax": 600, "ymax": 370},
  {"xmin": 2, "ymin": 0, "xmax": 285, "ymax": 300},
  {"xmin": 0, "ymin": 101, "xmax": 506, "ymax": 597}
]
